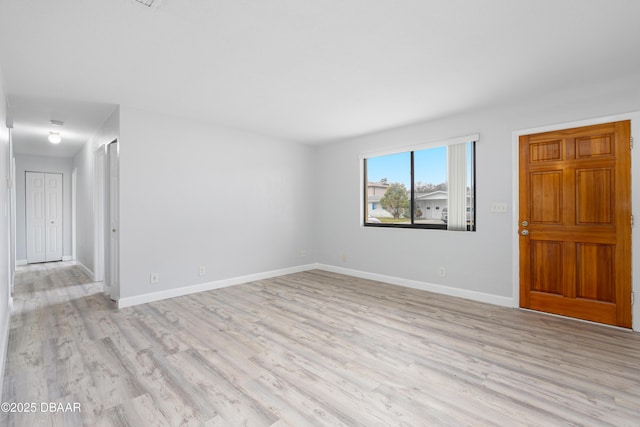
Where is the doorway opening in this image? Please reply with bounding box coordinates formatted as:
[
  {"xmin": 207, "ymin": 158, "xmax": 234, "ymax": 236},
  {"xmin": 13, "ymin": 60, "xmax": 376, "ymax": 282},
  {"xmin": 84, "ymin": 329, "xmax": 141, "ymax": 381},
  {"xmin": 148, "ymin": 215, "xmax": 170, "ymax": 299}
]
[{"xmin": 94, "ymin": 139, "xmax": 119, "ymax": 301}]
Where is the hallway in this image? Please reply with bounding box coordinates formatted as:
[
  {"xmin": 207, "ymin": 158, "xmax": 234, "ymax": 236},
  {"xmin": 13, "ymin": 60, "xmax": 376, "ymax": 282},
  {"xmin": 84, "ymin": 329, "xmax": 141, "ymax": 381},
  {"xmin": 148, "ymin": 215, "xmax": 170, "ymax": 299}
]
[{"xmin": 2, "ymin": 262, "xmax": 106, "ymax": 426}]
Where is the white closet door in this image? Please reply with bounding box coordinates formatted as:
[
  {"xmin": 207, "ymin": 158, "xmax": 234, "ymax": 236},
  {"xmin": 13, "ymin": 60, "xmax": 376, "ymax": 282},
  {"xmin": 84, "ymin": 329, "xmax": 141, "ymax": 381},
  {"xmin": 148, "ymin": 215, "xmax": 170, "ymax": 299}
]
[
  {"xmin": 45, "ymin": 173, "xmax": 63, "ymax": 261},
  {"xmin": 26, "ymin": 172, "xmax": 46, "ymax": 263},
  {"xmin": 26, "ymin": 172, "xmax": 63, "ymax": 263}
]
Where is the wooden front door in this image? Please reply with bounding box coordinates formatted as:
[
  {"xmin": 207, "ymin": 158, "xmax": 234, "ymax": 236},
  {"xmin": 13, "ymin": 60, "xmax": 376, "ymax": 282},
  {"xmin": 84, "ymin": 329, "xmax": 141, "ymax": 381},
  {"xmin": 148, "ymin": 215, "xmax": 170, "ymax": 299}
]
[{"xmin": 519, "ymin": 121, "xmax": 632, "ymax": 328}]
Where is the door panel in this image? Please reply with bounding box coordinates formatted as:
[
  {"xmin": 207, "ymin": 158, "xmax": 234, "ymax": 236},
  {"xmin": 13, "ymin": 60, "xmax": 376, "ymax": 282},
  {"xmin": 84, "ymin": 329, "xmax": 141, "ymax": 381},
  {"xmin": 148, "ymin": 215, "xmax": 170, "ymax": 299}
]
[
  {"xmin": 26, "ymin": 172, "xmax": 46, "ymax": 263},
  {"xmin": 519, "ymin": 121, "xmax": 631, "ymax": 328},
  {"xmin": 576, "ymin": 243, "xmax": 614, "ymax": 301},
  {"xmin": 530, "ymin": 171, "xmax": 562, "ymax": 223},
  {"xmin": 530, "ymin": 240, "xmax": 563, "ymax": 295},
  {"xmin": 576, "ymin": 168, "xmax": 612, "ymax": 224},
  {"xmin": 45, "ymin": 173, "xmax": 63, "ymax": 261}
]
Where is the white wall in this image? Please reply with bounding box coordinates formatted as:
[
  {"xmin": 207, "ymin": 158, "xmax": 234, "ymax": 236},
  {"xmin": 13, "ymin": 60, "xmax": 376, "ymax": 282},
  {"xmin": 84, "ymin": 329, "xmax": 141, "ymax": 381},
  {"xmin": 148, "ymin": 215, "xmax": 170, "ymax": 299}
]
[
  {"xmin": 14, "ymin": 154, "xmax": 73, "ymax": 263},
  {"xmin": 73, "ymin": 107, "xmax": 119, "ymax": 277},
  {"xmin": 117, "ymin": 107, "xmax": 315, "ymax": 302},
  {"xmin": 315, "ymin": 75, "xmax": 640, "ymax": 310},
  {"xmin": 0, "ymin": 65, "xmax": 11, "ymax": 399}
]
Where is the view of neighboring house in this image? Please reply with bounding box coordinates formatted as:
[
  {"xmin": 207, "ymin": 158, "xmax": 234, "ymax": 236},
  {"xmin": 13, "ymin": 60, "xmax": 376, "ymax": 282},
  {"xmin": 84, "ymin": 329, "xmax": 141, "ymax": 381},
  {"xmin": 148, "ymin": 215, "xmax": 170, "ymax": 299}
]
[
  {"xmin": 366, "ymin": 181, "xmax": 389, "ymax": 211},
  {"xmin": 414, "ymin": 190, "xmax": 447, "ymax": 220},
  {"xmin": 367, "ymin": 183, "xmax": 473, "ymax": 223},
  {"xmin": 367, "ymin": 181, "xmax": 449, "ymax": 220}
]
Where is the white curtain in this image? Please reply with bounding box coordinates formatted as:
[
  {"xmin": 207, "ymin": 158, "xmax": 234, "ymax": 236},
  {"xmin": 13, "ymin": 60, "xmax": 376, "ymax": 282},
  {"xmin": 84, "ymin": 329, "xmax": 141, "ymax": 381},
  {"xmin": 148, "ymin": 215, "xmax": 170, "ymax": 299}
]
[{"xmin": 447, "ymin": 142, "xmax": 467, "ymax": 231}]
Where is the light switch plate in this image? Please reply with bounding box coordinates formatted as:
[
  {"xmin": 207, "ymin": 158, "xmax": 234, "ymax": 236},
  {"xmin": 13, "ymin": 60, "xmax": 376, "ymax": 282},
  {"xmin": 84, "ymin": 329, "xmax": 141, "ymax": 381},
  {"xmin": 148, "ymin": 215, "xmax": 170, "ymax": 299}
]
[{"xmin": 491, "ymin": 202, "xmax": 508, "ymax": 213}]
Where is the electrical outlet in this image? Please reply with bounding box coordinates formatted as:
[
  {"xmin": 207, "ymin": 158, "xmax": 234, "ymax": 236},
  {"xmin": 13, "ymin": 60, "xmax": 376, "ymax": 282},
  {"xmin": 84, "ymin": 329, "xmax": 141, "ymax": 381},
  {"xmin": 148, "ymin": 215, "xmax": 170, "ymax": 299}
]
[
  {"xmin": 300, "ymin": 249, "xmax": 307, "ymax": 258},
  {"xmin": 342, "ymin": 253, "xmax": 347, "ymax": 263},
  {"xmin": 150, "ymin": 273, "xmax": 159, "ymax": 284},
  {"xmin": 439, "ymin": 267, "xmax": 446, "ymax": 277},
  {"xmin": 199, "ymin": 266, "xmax": 206, "ymax": 276}
]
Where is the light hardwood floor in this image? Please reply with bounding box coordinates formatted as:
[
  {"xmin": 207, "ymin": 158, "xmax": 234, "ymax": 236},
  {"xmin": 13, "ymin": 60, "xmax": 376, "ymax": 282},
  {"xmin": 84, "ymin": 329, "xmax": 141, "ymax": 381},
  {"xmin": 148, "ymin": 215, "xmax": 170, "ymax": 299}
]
[{"xmin": 2, "ymin": 262, "xmax": 640, "ymax": 426}]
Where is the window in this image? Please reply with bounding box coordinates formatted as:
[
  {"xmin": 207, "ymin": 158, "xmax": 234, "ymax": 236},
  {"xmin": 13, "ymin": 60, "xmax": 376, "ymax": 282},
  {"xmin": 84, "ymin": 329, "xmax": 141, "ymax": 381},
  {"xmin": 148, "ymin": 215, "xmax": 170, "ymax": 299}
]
[{"xmin": 363, "ymin": 135, "xmax": 476, "ymax": 231}]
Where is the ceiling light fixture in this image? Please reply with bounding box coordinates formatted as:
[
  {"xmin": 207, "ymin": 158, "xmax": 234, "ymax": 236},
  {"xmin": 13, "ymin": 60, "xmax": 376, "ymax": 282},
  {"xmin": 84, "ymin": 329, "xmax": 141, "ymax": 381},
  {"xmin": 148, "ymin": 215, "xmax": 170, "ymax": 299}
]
[
  {"xmin": 48, "ymin": 119, "xmax": 64, "ymax": 144},
  {"xmin": 48, "ymin": 131, "xmax": 62, "ymax": 144}
]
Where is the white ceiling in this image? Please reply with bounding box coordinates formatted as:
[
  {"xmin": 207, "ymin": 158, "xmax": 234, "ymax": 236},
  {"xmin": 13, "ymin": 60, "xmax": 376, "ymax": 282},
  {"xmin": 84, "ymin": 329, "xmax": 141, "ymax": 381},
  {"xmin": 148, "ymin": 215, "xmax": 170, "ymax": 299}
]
[
  {"xmin": 1, "ymin": 0, "xmax": 640, "ymax": 155},
  {"xmin": 7, "ymin": 96, "xmax": 116, "ymax": 157}
]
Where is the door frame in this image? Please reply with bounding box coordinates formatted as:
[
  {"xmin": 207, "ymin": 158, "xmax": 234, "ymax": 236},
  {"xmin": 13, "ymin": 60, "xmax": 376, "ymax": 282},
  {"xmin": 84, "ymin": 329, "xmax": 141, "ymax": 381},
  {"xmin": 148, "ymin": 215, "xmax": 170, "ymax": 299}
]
[
  {"xmin": 94, "ymin": 139, "xmax": 119, "ymax": 301},
  {"xmin": 105, "ymin": 139, "xmax": 119, "ymax": 301},
  {"xmin": 25, "ymin": 171, "xmax": 64, "ymax": 263},
  {"xmin": 512, "ymin": 112, "xmax": 640, "ymax": 332},
  {"xmin": 71, "ymin": 168, "xmax": 77, "ymax": 261},
  {"xmin": 94, "ymin": 146, "xmax": 105, "ymax": 283}
]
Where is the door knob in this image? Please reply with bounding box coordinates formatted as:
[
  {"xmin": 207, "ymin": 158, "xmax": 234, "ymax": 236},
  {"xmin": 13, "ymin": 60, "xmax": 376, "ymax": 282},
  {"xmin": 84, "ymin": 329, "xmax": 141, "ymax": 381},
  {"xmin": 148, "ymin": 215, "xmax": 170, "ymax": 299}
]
[
  {"xmin": 521, "ymin": 221, "xmax": 528, "ymax": 227},
  {"xmin": 521, "ymin": 229, "xmax": 529, "ymax": 236}
]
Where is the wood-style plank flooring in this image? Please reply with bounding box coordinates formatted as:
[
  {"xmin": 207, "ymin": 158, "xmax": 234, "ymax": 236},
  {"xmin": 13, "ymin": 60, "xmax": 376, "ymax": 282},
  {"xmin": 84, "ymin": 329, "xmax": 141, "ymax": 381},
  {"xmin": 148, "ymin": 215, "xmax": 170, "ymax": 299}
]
[{"xmin": 2, "ymin": 262, "xmax": 640, "ymax": 426}]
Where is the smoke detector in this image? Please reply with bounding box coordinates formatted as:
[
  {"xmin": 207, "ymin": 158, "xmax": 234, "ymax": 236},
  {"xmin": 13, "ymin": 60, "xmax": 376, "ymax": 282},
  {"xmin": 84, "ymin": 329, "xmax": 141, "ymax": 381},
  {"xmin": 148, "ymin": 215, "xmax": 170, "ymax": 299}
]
[{"xmin": 132, "ymin": 0, "xmax": 164, "ymax": 8}]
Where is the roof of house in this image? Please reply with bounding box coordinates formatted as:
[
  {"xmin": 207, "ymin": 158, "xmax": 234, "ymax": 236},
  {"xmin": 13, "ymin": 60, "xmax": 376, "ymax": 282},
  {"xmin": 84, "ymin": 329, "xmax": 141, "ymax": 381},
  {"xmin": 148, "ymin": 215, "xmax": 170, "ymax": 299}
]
[{"xmin": 415, "ymin": 191, "xmax": 447, "ymax": 201}]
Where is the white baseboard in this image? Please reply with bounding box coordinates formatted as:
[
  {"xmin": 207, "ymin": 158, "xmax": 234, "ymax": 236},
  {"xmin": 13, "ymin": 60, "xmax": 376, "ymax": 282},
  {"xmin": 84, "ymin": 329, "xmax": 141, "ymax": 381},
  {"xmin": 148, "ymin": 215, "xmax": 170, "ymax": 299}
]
[
  {"xmin": 116, "ymin": 262, "xmax": 513, "ymax": 310},
  {"xmin": 315, "ymin": 264, "xmax": 514, "ymax": 308},
  {"xmin": 76, "ymin": 262, "xmax": 94, "ymax": 281},
  {"xmin": 17, "ymin": 257, "xmax": 73, "ymax": 265},
  {"xmin": 0, "ymin": 301, "xmax": 11, "ymax": 402},
  {"xmin": 117, "ymin": 263, "xmax": 318, "ymax": 309}
]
